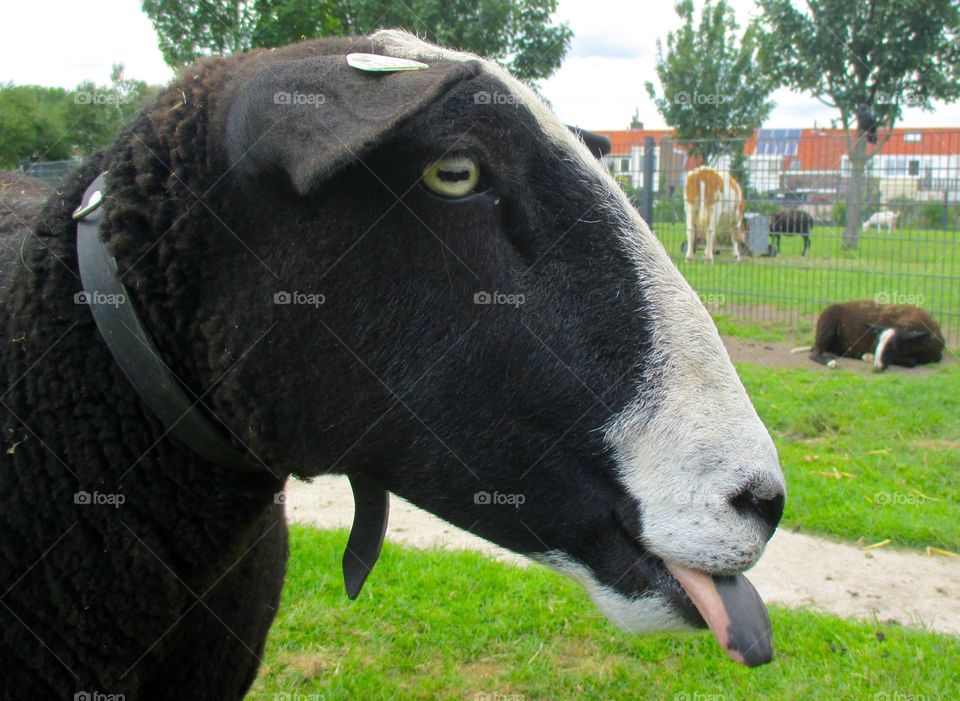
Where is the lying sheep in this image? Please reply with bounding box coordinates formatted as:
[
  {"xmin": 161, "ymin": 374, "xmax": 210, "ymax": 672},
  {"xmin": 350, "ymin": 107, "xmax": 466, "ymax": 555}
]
[
  {"xmin": 0, "ymin": 31, "xmax": 786, "ymax": 698},
  {"xmin": 808, "ymin": 300, "xmax": 945, "ymax": 371}
]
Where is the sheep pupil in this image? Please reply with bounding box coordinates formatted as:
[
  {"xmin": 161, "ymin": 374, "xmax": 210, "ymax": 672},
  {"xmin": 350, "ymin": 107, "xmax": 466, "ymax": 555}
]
[{"xmin": 438, "ymin": 169, "xmax": 469, "ymax": 182}]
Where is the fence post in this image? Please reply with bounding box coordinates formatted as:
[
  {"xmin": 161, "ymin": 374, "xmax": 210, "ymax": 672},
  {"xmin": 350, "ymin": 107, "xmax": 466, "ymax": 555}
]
[
  {"xmin": 641, "ymin": 136, "xmax": 655, "ymax": 226},
  {"xmin": 945, "ymin": 189, "xmax": 950, "ymax": 231}
]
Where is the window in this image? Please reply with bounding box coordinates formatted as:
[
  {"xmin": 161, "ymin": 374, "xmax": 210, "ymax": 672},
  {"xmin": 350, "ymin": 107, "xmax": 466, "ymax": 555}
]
[
  {"xmin": 908, "ymin": 160, "xmax": 920, "ymax": 176},
  {"xmin": 904, "ymin": 133, "xmax": 922, "ymax": 143},
  {"xmin": 620, "ymin": 159, "xmax": 630, "ymax": 173}
]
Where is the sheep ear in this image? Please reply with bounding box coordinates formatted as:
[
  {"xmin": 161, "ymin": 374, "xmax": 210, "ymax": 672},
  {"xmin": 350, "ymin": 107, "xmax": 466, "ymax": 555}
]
[
  {"xmin": 898, "ymin": 327, "xmax": 930, "ymax": 341},
  {"xmin": 226, "ymin": 56, "xmax": 478, "ymax": 195},
  {"xmin": 568, "ymin": 126, "xmax": 612, "ymax": 159}
]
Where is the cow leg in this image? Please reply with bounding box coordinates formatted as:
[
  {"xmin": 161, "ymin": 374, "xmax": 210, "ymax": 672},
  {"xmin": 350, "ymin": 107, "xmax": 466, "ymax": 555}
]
[
  {"xmin": 685, "ymin": 207, "xmax": 696, "ymax": 262},
  {"xmin": 703, "ymin": 226, "xmax": 715, "ymax": 262},
  {"xmin": 704, "ymin": 206, "xmax": 719, "ymax": 263},
  {"xmin": 802, "ymin": 235, "xmax": 810, "ymax": 256}
]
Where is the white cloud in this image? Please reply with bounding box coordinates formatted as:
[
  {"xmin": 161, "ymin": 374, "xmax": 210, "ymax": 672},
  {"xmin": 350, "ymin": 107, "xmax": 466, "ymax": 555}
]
[
  {"xmin": 542, "ymin": 0, "xmax": 960, "ymax": 131},
  {"xmin": 0, "ymin": 0, "xmax": 956, "ymax": 130},
  {"xmin": 0, "ymin": 0, "xmax": 172, "ymax": 88}
]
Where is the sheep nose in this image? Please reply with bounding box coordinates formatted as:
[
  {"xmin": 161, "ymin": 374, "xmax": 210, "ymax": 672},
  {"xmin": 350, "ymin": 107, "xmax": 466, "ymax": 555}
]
[{"xmin": 729, "ymin": 483, "xmax": 785, "ymax": 538}]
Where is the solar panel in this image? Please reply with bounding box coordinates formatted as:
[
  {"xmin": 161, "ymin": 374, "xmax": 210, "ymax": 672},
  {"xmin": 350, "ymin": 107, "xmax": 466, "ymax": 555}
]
[{"xmin": 755, "ymin": 129, "xmax": 801, "ymax": 156}]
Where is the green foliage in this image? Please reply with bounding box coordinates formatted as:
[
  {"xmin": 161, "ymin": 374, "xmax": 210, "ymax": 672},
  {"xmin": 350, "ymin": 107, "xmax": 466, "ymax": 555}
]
[
  {"xmin": 248, "ymin": 526, "xmax": 960, "ymax": 700},
  {"xmin": 746, "ymin": 200, "xmax": 780, "ymax": 216},
  {"xmin": 0, "ymin": 67, "xmax": 156, "ymax": 169},
  {"xmin": 71, "ymin": 65, "xmax": 156, "ymax": 156},
  {"xmin": 141, "ymin": 0, "xmax": 572, "ymax": 82},
  {"xmin": 833, "ymin": 201, "xmax": 847, "ymax": 226},
  {"xmin": 0, "ymin": 84, "xmax": 72, "ymax": 168},
  {"xmin": 645, "ymin": 0, "xmax": 775, "ymax": 166},
  {"xmin": 757, "ymin": 0, "xmax": 960, "ymax": 131},
  {"xmin": 653, "ymin": 195, "xmax": 686, "ymax": 224}
]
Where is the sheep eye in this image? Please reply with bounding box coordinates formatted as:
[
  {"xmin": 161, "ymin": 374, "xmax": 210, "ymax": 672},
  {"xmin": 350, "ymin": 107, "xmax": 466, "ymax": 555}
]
[{"xmin": 422, "ymin": 156, "xmax": 480, "ymax": 198}]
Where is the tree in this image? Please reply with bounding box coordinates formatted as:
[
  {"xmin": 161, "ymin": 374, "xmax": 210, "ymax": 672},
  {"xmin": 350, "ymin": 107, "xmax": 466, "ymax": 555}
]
[
  {"xmin": 142, "ymin": 0, "xmax": 572, "ymax": 82},
  {"xmin": 0, "ymin": 67, "xmax": 158, "ymax": 169},
  {"xmin": 0, "ymin": 85, "xmax": 71, "ymax": 168},
  {"xmin": 757, "ymin": 0, "xmax": 960, "ymax": 249},
  {"xmin": 645, "ymin": 0, "xmax": 775, "ymax": 167},
  {"xmin": 71, "ymin": 65, "xmax": 157, "ymax": 155}
]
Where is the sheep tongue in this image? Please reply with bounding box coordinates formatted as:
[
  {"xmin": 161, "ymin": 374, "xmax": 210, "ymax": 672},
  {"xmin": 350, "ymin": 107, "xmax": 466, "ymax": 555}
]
[{"xmin": 666, "ymin": 562, "xmax": 773, "ymax": 667}]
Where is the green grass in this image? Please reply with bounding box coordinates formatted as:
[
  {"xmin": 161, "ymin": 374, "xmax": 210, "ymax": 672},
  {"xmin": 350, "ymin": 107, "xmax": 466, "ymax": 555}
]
[
  {"xmin": 713, "ymin": 313, "xmax": 813, "ymax": 344},
  {"xmin": 247, "ymin": 527, "xmax": 959, "ymax": 701},
  {"xmin": 654, "ymin": 222, "xmax": 960, "ymax": 343},
  {"xmin": 736, "ymin": 361, "xmax": 960, "ymax": 552}
]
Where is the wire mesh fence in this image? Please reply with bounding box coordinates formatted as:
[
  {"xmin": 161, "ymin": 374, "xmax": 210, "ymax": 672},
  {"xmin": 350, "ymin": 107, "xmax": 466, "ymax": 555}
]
[{"xmin": 600, "ymin": 128, "xmax": 960, "ymax": 346}]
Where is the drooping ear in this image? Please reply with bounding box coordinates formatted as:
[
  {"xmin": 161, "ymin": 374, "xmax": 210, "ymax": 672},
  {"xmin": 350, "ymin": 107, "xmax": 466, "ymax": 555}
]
[
  {"xmin": 897, "ymin": 326, "xmax": 930, "ymax": 341},
  {"xmin": 226, "ymin": 55, "xmax": 480, "ymax": 195},
  {"xmin": 568, "ymin": 126, "xmax": 612, "ymax": 159}
]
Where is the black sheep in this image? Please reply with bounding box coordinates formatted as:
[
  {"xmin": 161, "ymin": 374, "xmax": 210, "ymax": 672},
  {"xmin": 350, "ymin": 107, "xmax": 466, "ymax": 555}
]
[
  {"xmin": 0, "ymin": 32, "xmax": 787, "ymax": 698},
  {"xmin": 810, "ymin": 301, "xmax": 945, "ymax": 371},
  {"xmin": 768, "ymin": 209, "xmax": 814, "ymax": 256}
]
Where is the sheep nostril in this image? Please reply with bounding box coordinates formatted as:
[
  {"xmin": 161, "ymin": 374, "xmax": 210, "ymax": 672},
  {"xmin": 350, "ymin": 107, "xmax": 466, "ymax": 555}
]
[{"xmin": 729, "ymin": 486, "xmax": 785, "ymax": 536}]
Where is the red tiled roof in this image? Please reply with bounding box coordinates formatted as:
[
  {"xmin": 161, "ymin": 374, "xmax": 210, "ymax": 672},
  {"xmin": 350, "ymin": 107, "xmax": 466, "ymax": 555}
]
[
  {"xmin": 593, "ymin": 129, "xmax": 675, "ymax": 152},
  {"xmin": 596, "ymin": 127, "xmax": 960, "ymax": 171},
  {"xmin": 879, "ymin": 128, "xmax": 960, "ymax": 156},
  {"xmin": 793, "ymin": 129, "xmax": 848, "ymax": 171}
]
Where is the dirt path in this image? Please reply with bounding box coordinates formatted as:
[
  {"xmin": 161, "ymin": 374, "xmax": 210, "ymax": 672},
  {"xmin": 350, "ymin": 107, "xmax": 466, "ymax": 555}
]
[
  {"xmin": 284, "ymin": 475, "xmax": 960, "ymax": 636},
  {"xmin": 722, "ymin": 335, "xmax": 957, "ymax": 374}
]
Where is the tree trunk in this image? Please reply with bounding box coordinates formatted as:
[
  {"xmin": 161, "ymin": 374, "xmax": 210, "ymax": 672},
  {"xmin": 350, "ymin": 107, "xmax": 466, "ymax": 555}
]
[{"xmin": 844, "ymin": 137, "xmax": 869, "ymax": 250}]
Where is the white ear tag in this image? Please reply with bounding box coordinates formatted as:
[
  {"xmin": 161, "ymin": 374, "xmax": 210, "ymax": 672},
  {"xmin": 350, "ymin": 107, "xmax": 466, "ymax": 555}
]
[{"xmin": 346, "ymin": 53, "xmax": 429, "ymax": 72}]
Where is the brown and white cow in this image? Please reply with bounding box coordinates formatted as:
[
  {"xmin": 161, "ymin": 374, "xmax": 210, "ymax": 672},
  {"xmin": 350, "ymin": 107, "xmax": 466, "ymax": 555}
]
[{"xmin": 684, "ymin": 166, "xmax": 746, "ymax": 262}]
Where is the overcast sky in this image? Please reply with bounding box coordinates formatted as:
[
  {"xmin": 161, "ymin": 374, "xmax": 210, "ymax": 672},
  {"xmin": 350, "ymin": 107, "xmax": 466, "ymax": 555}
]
[{"xmin": 2, "ymin": 0, "xmax": 959, "ymax": 130}]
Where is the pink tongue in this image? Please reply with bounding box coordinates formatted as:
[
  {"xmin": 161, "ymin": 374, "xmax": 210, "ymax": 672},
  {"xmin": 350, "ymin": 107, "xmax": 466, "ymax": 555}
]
[{"xmin": 666, "ymin": 562, "xmax": 774, "ymax": 667}]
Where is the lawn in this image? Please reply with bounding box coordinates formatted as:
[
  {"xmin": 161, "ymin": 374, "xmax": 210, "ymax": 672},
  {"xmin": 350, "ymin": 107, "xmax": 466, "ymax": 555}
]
[
  {"xmin": 653, "ymin": 221, "xmax": 960, "ymax": 344},
  {"xmin": 737, "ymin": 361, "xmax": 960, "ymax": 552},
  {"xmin": 246, "ymin": 527, "xmax": 959, "ymax": 701}
]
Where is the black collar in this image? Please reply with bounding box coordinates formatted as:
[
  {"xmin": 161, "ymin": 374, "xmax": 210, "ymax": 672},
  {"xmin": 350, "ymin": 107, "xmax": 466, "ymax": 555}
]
[
  {"xmin": 74, "ymin": 173, "xmax": 260, "ymax": 470},
  {"xmin": 73, "ymin": 173, "xmax": 388, "ymax": 598}
]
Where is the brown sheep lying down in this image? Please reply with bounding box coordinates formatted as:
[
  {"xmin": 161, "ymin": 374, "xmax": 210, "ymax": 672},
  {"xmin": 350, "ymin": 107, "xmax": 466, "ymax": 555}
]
[{"xmin": 809, "ymin": 301, "xmax": 946, "ymax": 371}]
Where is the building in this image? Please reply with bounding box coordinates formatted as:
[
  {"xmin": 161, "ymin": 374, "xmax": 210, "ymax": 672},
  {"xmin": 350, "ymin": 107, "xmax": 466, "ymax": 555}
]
[{"xmin": 595, "ymin": 127, "xmax": 960, "ymax": 205}]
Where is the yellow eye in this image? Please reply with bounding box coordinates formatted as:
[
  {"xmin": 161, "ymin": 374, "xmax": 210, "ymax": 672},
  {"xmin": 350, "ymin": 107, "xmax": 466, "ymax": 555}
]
[{"xmin": 422, "ymin": 156, "xmax": 480, "ymax": 198}]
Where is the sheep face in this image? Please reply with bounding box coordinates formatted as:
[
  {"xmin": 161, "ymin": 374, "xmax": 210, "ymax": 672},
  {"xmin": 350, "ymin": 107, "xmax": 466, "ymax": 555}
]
[{"xmin": 111, "ymin": 32, "xmax": 784, "ymax": 658}]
